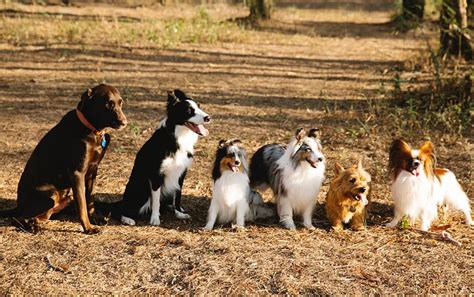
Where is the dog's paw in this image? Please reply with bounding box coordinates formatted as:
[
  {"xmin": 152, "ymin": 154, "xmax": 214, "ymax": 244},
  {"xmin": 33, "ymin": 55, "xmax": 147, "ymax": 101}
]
[
  {"xmin": 203, "ymin": 225, "xmax": 214, "ymax": 231},
  {"xmin": 351, "ymin": 225, "xmax": 367, "ymax": 231},
  {"xmin": 385, "ymin": 221, "xmax": 398, "ymax": 228},
  {"xmin": 331, "ymin": 225, "xmax": 344, "ymax": 232},
  {"xmin": 91, "ymin": 213, "xmax": 109, "ymax": 226},
  {"xmin": 84, "ymin": 226, "xmax": 100, "ymax": 235},
  {"xmin": 232, "ymin": 224, "xmax": 247, "ymax": 232},
  {"xmin": 149, "ymin": 215, "xmax": 161, "ymax": 226},
  {"xmin": 175, "ymin": 210, "xmax": 191, "ymax": 220},
  {"xmin": 121, "ymin": 216, "xmax": 136, "ymax": 226}
]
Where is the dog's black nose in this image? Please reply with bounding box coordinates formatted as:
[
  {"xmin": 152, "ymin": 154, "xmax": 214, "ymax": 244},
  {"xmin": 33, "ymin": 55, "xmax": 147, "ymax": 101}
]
[
  {"xmin": 359, "ymin": 187, "xmax": 366, "ymax": 193},
  {"xmin": 413, "ymin": 160, "xmax": 420, "ymax": 167},
  {"xmin": 317, "ymin": 157, "xmax": 324, "ymax": 162},
  {"xmin": 204, "ymin": 116, "xmax": 211, "ymax": 123},
  {"xmin": 235, "ymin": 160, "xmax": 241, "ymax": 166}
]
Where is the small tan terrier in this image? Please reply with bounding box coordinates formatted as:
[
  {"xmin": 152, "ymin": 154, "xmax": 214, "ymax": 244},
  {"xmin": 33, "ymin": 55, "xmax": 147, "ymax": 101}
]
[{"xmin": 325, "ymin": 161, "xmax": 371, "ymax": 231}]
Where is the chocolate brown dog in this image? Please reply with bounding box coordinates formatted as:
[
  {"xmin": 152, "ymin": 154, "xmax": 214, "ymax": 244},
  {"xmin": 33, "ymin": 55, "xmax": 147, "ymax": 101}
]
[{"xmin": 0, "ymin": 84, "xmax": 127, "ymax": 234}]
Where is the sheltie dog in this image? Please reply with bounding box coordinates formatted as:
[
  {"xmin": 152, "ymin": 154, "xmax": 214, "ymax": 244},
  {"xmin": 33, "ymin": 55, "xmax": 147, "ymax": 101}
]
[
  {"xmin": 249, "ymin": 128, "xmax": 325, "ymax": 230},
  {"xmin": 112, "ymin": 89, "xmax": 210, "ymax": 226},
  {"xmin": 325, "ymin": 161, "xmax": 371, "ymax": 231},
  {"xmin": 387, "ymin": 139, "xmax": 472, "ymax": 230},
  {"xmin": 204, "ymin": 140, "xmax": 274, "ymax": 230}
]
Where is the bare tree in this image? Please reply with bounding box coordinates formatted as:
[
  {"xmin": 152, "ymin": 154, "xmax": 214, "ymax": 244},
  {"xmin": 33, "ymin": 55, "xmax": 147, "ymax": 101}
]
[
  {"xmin": 248, "ymin": 0, "xmax": 273, "ymax": 20},
  {"xmin": 440, "ymin": 0, "xmax": 473, "ymax": 61}
]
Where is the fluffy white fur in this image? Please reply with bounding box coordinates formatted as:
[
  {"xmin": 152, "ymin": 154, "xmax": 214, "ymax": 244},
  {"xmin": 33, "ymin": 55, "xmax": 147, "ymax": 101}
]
[
  {"xmin": 277, "ymin": 138, "xmax": 325, "ymax": 230},
  {"xmin": 205, "ymin": 171, "xmax": 252, "ymax": 230},
  {"xmin": 387, "ymin": 169, "xmax": 472, "ymax": 231}
]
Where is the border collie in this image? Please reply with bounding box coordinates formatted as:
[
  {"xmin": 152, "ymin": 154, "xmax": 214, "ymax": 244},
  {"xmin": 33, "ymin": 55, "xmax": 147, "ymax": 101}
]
[
  {"xmin": 387, "ymin": 139, "xmax": 472, "ymax": 230},
  {"xmin": 249, "ymin": 128, "xmax": 325, "ymax": 230},
  {"xmin": 204, "ymin": 140, "xmax": 274, "ymax": 230},
  {"xmin": 117, "ymin": 89, "xmax": 210, "ymax": 226}
]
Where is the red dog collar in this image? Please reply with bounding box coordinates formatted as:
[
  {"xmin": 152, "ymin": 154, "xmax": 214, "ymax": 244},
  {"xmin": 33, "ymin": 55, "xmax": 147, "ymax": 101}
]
[{"xmin": 76, "ymin": 109, "xmax": 103, "ymax": 136}]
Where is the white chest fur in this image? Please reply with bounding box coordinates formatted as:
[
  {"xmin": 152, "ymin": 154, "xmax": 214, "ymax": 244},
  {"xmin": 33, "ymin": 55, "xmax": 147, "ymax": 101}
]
[
  {"xmin": 212, "ymin": 171, "xmax": 250, "ymax": 223},
  {"xmin": 160, "ymin": 125, "xmax": 198, "ymax": 194},
  {"xmin": 280, "ymin": 161, "xmax": 325, "ymax": 215}
]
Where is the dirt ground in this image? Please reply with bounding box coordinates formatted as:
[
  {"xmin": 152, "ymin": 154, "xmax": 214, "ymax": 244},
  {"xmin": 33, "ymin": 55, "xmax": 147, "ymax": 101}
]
[{"xmin": 0, "ymin": 0, "xmax": 473, "ymax": 294}]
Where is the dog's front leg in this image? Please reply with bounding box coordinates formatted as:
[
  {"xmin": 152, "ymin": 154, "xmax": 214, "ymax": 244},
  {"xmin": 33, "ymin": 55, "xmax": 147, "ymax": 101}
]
[
  {"xmin": 174, "ymin": 171, "xmax": 191, "ymax": 220},
  {"xmin": 301, "ymin": 205, "xmax": 315, "ymax": 230},
  {"xmin": 204, "ymin": 199, "xmax": 218, "ymax": 230},
  {"xmin": 149, "ymin": 179, "xmax": 161, "ymax": 226},
  {"xmin": 72, "ymin": 171, "xmax": 99, "ymax": 234},
  {"xmin": 278, "ymin": 196, "xmax": 296, "ymax": 230}
]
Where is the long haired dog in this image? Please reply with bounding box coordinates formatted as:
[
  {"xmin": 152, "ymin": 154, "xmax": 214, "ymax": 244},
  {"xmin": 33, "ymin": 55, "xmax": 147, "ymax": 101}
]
[
  {"xmin": 112, "ymin": 90, "xmax": 210, "ymax": 226},
  {"xmin": 387, "ymin": 139, "xmax": 472, "ymax": 230},
  {"xmin": 325, "ymin": 161, "xmax": 371, "ymax": 231},
  {"xmin": 205, "ymin": 140, "xmax": 273, "ymax": 230},
  {"xmin": 249, "ymin": 128, "xmax": 325, "ymax": 230}
]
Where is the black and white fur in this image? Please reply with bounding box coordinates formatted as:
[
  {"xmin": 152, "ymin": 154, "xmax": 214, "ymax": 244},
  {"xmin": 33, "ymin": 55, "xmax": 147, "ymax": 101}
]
[
  {"xmin": 117, "ymin": 90, "xmax": 210, "ymax": 226},
  {"xmin": 204, "ymin": 140, "xmax": 274, "ymax": 230},
  {"xmin": 249, "ymin": 128, "xmax": 325, "ymax": 230}
]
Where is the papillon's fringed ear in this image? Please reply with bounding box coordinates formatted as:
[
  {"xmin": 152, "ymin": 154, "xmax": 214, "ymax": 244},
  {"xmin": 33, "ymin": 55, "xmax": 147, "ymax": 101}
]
[
  {"xmin": 218, "ymin": 139, "xmax": 228, "ymax": 148},
  {"xmin": 419, "ymin": 141, "xmax": 437, "ymax": 172},
  {"xmin": 308, "ymin": 128, "xmax": 321, "ymax": 139},
  {"xmin": 388, "ymin": 139, "xmax": 412, "ymax": 177},
  {"xmin": 295, "ymin": 128, "xmax": 306, "ymax": 141},
  {"xmin": 78, "ymin": 88, "xmax": 93, "ymax": 109},
  {"xmin": 173, "ymin": 89, "xmax": 188, "ymax": 101},
  {"xmin": 334, "ymin": 162, "xmax": 345, "ymax": 175}
]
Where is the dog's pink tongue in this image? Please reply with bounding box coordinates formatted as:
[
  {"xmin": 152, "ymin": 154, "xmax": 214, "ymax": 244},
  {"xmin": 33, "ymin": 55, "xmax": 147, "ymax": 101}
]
[
  {"xmin": 231, "ymin": 166, "xmax": 239, "ymax": 173},
  {"xmin": 197, "ymin": 124, "xmax": 209, "ymax": 137},
  {"xmin": 412, "ymin": 168, "xmax": 420, "ymax": 177}
]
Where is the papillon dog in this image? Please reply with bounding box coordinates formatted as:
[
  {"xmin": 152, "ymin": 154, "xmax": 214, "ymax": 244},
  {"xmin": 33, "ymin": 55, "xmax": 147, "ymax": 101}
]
[
  {"xmin": 204, "ymin": 140, "xmax": 274, "ymax": 230},
  {"xmin": 249, "ymin": 128, "xmax": 325, "ymax": 230},
  {"xmin": 387, "ymin": 139, "xmax": 472, "ymax": 231}
]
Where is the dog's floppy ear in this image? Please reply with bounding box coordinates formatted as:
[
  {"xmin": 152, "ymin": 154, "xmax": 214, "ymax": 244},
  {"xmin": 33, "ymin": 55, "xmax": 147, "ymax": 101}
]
[
  {"xmin": 77, "ymin": 88, "xmax": 93, "ymax": 109},
  {"xmin": 334, "ymin": 162, "xmax": 344, "ymax": 175},
  {"xmin": 218, "ymin": 139, "xmax": 228, "ymax": 148},
  {"xmin": 308, "ymin": 128, "xmax": 321, "ymax": 139},
  {"xmin": 167, "ymin": 91, "xmax": 179, "ymax": 105},
  {"xmin": 295, "ymin": 128, "xmax": 306, "ymax": 141}
]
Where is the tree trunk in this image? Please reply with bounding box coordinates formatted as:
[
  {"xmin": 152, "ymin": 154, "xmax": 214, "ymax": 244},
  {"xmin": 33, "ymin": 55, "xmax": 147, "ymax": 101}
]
[
  {"xmin": 440, "ymin": 0, "xmax": 473, "ymax": 61},
  {"xmin": 249, "ymin": 0, "xmax": 273, "ymax": 20},
  {"xmin": 402, "ymin": 0, "xmax": 425, "ymax": 20}
]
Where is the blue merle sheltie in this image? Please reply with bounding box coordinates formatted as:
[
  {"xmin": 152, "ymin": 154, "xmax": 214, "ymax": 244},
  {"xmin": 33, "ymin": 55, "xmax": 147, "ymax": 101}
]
[
  {"xmin": 249, "ymin": 128, "xmax": 325, "ymax": 230},
  {"xmin": 115, "ymin": 89, "xmax": 210, "ymax": 226},
  {"xmin": 204, "ymin": 140, "xmax": 274, "ymax": 230}
]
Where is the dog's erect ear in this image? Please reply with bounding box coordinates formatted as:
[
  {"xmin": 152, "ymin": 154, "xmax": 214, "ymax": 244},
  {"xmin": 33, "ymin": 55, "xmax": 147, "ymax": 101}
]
[
  {"xmin": 308, "ymin": 128, "xmax": 321, "ymax": 139},
  {"xmin": 232, "ymin": 139, "xmax": 242, "ymax": 146},
  {"xmin": 419, "ymin": 141, "xmax": 437, "ymax": 174},
  {"xmin": 173, "ymin": 89, "xmax": 188, "ymax": 101},
  {"xmin": 218, "ymin": 139, "xmax": 228, "ymax": 148},
  {"xmin": 334, "ymin": 162, "xmax": 344, "ymax": 175},
  {"xmin": 295, "ymin": 128, "xmax": 306, "ymax": 141},
  {"xmin": 167, "ymin": 91, "xmax": 179, "ymax": 105},
  {"xmin": 357, "ymin": 159, "xmax": 364, "ymax": 170}
]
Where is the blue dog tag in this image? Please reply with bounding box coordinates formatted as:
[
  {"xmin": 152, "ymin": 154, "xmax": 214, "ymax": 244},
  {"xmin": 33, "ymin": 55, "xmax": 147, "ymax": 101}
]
[{"xmin": 101, "ymin": 134, "xmax": 108, "ymax": 149}]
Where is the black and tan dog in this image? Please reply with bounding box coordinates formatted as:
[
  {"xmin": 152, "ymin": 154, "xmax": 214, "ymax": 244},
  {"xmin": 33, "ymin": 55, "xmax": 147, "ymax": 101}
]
[{"xmin": 0, "ymin": 84, "xmax": 127, "ymax": 234}]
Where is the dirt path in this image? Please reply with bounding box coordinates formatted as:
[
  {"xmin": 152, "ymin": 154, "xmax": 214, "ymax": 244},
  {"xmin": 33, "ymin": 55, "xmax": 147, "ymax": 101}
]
[{"xmin": 0, "ymin": 1, "xmax": 472, "ymax": 294}]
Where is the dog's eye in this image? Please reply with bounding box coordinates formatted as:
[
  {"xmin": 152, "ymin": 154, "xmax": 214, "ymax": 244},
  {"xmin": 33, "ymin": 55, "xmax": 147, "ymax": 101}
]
[
  {"xmin": 108, "ymin": 101, "xmax": 115, "ymax": 109},
  {"xmin": 305, "ymin": 148, "xmax": 311, "ymax": 152},
  {"xmin": 350, "ymin": 177, "xmax": 356, "ymax": 183}
]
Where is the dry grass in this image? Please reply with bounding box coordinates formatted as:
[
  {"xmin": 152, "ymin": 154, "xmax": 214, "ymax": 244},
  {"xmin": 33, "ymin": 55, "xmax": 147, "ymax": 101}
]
[{"xmin": 0, "ymin": 0, "xmax": 473, "ymax": 294}]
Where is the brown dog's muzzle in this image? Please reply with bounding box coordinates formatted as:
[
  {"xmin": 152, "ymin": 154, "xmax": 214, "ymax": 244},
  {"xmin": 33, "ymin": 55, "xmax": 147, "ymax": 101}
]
[{"xmin": 114, "ymin": 110, "xmax": 128, "ymax": 130}]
